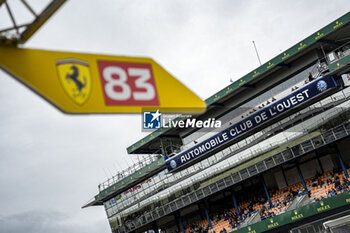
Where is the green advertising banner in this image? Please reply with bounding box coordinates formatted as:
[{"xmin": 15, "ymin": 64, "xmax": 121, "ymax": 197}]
[
  {"xmin": 233, "ymin": 191, "xmax": 350, "ymax": 233},
  {"xmin": 329, "ymin": 53, "xmax": 350, "ymax": 72}
]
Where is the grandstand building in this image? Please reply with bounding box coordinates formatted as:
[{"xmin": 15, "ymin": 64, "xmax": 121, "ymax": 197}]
[{"xmin": 84, "ymin": 12, "xmax": 350, "ymax": 233}]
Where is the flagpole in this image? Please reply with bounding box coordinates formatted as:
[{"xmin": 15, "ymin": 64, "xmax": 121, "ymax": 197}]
[{"xmin": 252, "ymin": 40, "xmax": 262, "ymax": 65}]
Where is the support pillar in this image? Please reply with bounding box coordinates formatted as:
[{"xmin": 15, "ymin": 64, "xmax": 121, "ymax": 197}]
[
  {"xmin": 336, "ymin": 145, "xmax": 349, "ymax": 179},
  {"xmin": 281, "ymin": 166, "xmax": 289, "ymax": 187},
  {"xmin": 231, "ymin": 192, "xmax": 240, "ymax": 216},
  {"xmin": 262, "ymin": 178, "xmax": 272, "ymax": 207},
  {"xmin": 152, "ymin": 221, "xmax": 159, "ymax": 233},
  {"xmin": 297, "ymin": 165, "xmax": 307, "ymax": 191},
  {"xmin": 315, "ymin": 151, "xmax": 324, "ymax": 174},
  {"xmin": 204, "ymin": 207, "xmax": 212, "ymax": 229},
  {"xmin": 174, "ymin": 213, "xmax": 181, "ymax": 233},
  {"xmin": 179, "ymin": 215, "xmax": 185, "ymax": 233}
]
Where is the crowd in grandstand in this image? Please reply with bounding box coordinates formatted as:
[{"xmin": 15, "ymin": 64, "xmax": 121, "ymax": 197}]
[{"xmin": 184, "ymin": 168, "xmax": 350, "ymax": 233}]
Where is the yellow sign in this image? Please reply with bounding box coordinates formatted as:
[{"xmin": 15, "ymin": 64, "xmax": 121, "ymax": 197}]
[{"xmin": 0, "ymin": 46, "xmax": 205, "ymax": 113}]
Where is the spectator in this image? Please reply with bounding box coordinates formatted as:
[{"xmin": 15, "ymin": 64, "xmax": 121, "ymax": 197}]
[
  {"xmin": 214, "ymin": 214, "xmax": 219, "ymax": 223},
  {"xmin": 203, "ymin": 225, "xmax": 208, "ymax": 232},
  {"xmin": 335, "ymin": 176, "xmax": 341, "ymax": 189},
  {"xmin": 326, "ymin": 177, "xmax": 332, "ymax": 185},
  {"xmin": 308, "ymin": 72, "xmax": 314, "ymax": 81},
  {"xmin": 291, "ymin": 189, "xmax": 298, "ymax": 197}
]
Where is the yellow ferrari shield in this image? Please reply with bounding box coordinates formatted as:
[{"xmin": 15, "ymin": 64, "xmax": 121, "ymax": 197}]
[{"xmin": 56, "ymin": 59, "xmax": 92, "ymax": 105}]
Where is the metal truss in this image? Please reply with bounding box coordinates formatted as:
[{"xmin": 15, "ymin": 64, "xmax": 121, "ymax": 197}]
[{"xmin": 0, "ymin": 0, "xmax": 66, "ymax": 45}]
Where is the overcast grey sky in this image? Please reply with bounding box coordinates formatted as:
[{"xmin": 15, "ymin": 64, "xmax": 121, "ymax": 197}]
[{"xmin": 0, "ymin": 1, "xmax": 349, "ymax": 233}]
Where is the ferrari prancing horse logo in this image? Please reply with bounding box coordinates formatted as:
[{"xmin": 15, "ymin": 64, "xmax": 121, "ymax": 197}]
[{"xmin": 56, "ymin": 59, "xmax": 92, "ymax": 105}]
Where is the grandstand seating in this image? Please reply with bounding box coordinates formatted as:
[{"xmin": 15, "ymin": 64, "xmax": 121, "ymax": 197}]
[{"xmin": 184, "ymin": 168, "xmax": 350, "ymax": 233}]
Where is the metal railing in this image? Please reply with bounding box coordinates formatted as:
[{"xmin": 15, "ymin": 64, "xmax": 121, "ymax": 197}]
[{"xmin": 99, "ymin": 154, "xmax": 162, "ymax": 191}]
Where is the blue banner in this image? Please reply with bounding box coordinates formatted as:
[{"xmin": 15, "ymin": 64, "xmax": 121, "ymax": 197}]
[{"xmin": 165, "ymin": 76, "xmax": 339, "ymax": 172}]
